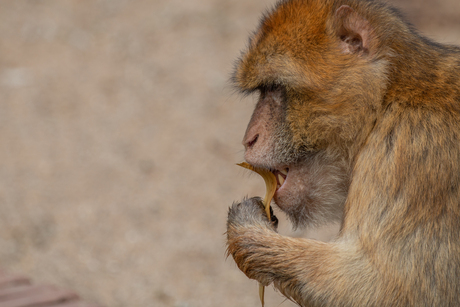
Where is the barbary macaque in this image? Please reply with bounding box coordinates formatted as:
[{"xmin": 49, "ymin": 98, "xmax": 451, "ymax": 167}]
[{"xmin": 226, "ymin": 0, "xmax": 460, "ymax": 306}]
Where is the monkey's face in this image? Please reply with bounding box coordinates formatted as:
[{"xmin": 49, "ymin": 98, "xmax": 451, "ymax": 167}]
[
  {"xmin": 234, "ymin": 0, "xmax": 388, "ymax": 228},
  {"xmin": 242, "ymin": 86, "xmax": 349, "ymax": 228},
  {"xmin": 236, "ymin": 29, "xmax": 353, "ymax": 227}
]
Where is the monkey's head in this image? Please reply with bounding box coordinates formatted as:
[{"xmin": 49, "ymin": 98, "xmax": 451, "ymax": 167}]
[{"xmin": 234, "ymin": 0, "xmax": 402, "ymax": 228}]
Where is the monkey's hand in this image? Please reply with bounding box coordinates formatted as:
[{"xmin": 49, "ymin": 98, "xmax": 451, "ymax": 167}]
[
  {"xmin": 227, "ymin": 198, "xmax": 349, "ymax": 306},
  {"xmin": 226, "ymin": 197, "xmax": 279, "ymax": 286}
]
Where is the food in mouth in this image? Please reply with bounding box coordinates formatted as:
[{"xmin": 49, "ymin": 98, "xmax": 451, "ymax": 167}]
[
  {"xmin": 237, "ymin": 162, "xmax": 277, "ymax": 219},
  {"xmin": 273, "ymin": 168, "xmax": 288, "ymax": 189}
]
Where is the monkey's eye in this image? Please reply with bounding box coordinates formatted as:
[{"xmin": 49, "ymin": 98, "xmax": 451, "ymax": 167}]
[
  {"xmin": 258, "ymin": 83, "xmax": 282, "ymax": 94},
  {"xmin": 257, "ymin": 83, "xmax": 287, "ymax": 107}
]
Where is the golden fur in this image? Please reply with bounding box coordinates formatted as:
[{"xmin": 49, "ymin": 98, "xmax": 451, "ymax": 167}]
[{"xmin": 227, "ymin": 0, "xmax": 460, "ymax": 306}]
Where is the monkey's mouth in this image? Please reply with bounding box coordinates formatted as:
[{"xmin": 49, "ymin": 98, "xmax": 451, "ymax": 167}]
[{"xmin": 273, "ymin": 168, "xmax": 289, "ymax": 190}]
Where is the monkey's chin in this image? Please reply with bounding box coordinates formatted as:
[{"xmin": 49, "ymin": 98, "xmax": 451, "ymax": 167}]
[{"xmin": 271, "ymin": 160, "xmax": 347, "ymax": 229}]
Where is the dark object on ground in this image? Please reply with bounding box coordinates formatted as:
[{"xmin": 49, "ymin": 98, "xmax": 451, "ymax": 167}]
[{"xmin": 0, "ymin": 270, "xmax": 100, "ymax": 307}]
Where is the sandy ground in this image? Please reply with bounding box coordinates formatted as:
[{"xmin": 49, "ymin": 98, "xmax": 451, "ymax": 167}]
[{"xmin": 0, "ymin": 1, "xmax": 459, "ymax": 306}]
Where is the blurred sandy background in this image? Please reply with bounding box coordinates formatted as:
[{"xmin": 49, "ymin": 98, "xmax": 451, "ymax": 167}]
[{"xmin": 0, "ymin": 1, "xmax": 459, "ymax": 306}]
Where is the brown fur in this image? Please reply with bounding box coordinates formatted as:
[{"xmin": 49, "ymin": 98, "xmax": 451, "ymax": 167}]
[{"xmin": 226, "ymin": 0, "xmax": 460, "ymax": 306}]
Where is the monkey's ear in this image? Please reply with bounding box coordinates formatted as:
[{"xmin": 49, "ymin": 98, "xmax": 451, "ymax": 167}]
[{"xmin": 334, "ymin": 5, "xmax": 373, "ymax": 55}]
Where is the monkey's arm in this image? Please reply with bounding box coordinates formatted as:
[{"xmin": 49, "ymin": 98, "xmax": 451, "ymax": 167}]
[{"xmin": 227, "ymin": 198, "xmax": 397, "ymax": 307}]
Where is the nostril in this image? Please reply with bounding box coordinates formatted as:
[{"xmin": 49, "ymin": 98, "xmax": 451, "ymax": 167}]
[{"xmin": 246, "ymin": 134, "xmax": 259, "ymax": 148}]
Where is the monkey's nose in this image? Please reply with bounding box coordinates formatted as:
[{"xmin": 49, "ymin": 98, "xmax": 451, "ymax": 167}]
[{"xmin": 243, "ymin": 134, "xmax": 259, "ymax": 149}]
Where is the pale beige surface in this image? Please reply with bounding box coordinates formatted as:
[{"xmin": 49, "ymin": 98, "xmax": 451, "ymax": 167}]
[{"xmin": 0, "ymin": 1, "xmax": 458, "ymax": 306}]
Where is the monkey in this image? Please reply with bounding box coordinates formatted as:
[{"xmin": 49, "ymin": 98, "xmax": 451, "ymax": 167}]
[{"xmin": 226, "ymin": 0, "xmax": 460, "ymax": 306}]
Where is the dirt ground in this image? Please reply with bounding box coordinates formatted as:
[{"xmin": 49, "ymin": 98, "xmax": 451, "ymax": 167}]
[{"xmin": 0, "ymin": 1, "xmax": 459, "ymax": 306}]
